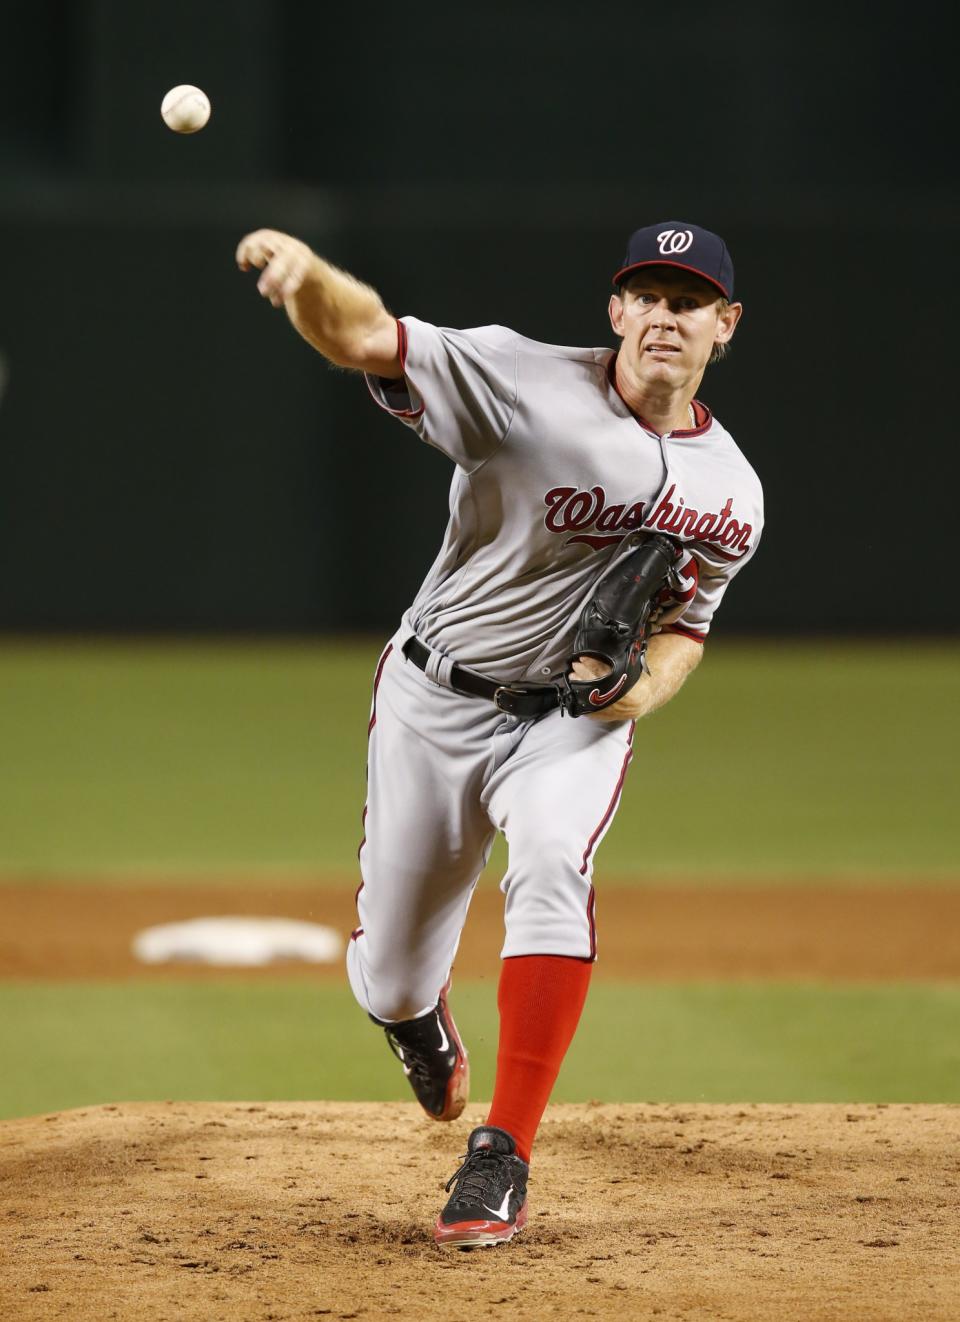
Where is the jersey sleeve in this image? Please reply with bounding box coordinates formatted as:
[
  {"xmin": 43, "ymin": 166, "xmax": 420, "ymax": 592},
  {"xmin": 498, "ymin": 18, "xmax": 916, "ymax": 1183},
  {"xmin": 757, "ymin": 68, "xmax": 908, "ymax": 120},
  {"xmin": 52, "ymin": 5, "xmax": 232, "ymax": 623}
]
[
  {"xmin": 365, "ymin": 316, "xmax": 519, "ymax": 471},
  {"xmin": 661, "ymin": 512, "xmax": 764, "ymax": 642}
]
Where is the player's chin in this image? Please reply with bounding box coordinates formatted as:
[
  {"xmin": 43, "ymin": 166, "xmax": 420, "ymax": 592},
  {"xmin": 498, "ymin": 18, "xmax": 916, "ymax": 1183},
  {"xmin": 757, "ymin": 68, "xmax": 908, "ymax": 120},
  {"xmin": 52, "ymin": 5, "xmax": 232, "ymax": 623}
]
[{"xmin": 636, "ymin": 353, "xmax": 684, "ymax": 379}]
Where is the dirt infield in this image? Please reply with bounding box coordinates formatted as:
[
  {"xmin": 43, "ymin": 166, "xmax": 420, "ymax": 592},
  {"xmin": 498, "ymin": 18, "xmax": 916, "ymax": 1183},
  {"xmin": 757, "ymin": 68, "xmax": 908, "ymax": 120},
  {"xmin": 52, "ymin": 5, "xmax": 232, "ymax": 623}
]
[
  {"xmin": 3, "ymin": 882, "xmax": 960, "ymax": 980},
  {"xmin": 2, "ymin": 1100, "xmax": 958, "ymax": 1322}
]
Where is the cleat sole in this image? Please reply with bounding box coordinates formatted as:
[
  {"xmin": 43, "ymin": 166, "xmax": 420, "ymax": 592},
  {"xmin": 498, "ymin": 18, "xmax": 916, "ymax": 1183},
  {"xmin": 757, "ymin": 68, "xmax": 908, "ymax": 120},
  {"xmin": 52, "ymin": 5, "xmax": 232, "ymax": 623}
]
[{"xmin": 434, "ymin": 1200, "xmax": 528, "ymax": 1248}]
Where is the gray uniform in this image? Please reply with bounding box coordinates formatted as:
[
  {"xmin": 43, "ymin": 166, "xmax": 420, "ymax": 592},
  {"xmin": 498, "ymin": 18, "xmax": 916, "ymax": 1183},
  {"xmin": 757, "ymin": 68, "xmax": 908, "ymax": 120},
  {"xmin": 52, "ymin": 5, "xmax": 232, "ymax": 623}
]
[{"xmin": 345, "ymin": 317, "xmax": 763, "ymax": 1023}]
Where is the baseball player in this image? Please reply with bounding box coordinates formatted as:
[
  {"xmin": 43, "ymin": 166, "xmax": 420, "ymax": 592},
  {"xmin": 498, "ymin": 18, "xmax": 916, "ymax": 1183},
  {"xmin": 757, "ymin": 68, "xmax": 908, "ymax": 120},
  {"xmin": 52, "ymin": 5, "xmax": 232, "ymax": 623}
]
[{"xmin": 236, "ymin": 220, "xmax": 762, "ymax": 1248}]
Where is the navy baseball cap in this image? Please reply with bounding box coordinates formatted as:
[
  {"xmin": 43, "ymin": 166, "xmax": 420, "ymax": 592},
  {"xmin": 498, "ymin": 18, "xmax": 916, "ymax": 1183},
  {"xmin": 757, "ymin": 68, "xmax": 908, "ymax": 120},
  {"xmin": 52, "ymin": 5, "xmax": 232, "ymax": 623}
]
[{"xmin": 613, "ymin": 222, "xmax": 734, "ymax": 299}]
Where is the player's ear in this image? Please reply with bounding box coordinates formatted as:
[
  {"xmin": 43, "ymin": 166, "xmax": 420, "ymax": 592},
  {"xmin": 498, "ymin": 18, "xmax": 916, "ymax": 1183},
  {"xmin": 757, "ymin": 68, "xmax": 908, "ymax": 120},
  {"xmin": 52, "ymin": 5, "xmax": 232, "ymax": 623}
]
[
  {"xmin": 608, "ymin": 292, "xmax": 625, "ymax": 337},
  {"xmin": 714, "ymin": 300, "xmax": 743, "ymax": 346}
]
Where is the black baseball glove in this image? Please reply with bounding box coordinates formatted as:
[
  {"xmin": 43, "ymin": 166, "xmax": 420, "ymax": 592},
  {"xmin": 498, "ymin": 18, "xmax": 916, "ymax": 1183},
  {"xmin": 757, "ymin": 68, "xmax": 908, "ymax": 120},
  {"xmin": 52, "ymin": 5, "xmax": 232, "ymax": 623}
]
[{"xmin": 557, "ymin": 533, "xmax": 682, "ymax": 717}]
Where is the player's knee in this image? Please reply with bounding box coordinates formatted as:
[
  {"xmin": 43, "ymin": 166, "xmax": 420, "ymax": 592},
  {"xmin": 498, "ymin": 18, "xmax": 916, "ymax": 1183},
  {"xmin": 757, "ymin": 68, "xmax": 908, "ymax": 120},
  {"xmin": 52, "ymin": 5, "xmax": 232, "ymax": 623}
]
[
  {"xmin": 347, "ymin": 938, "xmax": 423, "ymax": 1021},
  {"xmin": 367, "ymin": 989, "xmax": 432, "ymax": 1024}
]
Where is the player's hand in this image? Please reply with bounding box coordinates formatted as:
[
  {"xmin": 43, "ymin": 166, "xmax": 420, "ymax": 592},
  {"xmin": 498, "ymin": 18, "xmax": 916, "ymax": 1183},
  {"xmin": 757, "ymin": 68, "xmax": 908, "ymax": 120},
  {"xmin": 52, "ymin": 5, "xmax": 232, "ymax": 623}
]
[
  {"xmin": 588, "ymin": 692, "xmax": 639, "ymax": 721},
  {"xmin": 236, "ymin": 229, "xmax": 316, "ymax": 308},
  {"xmin": 569, "ymin": 655, "xmax": 645, "ymax": 721},
  {"xmin": 569, "ymin": 655, "xmax": 611, "ymax": 683}
]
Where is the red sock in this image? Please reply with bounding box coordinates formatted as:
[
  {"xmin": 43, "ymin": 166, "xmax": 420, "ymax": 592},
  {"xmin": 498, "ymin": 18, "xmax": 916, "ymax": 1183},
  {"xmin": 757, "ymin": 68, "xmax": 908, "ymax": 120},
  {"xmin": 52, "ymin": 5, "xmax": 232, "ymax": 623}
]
[{"xmin": 485, "ymin": 954, "xmax": 593, "ymax": 1164}]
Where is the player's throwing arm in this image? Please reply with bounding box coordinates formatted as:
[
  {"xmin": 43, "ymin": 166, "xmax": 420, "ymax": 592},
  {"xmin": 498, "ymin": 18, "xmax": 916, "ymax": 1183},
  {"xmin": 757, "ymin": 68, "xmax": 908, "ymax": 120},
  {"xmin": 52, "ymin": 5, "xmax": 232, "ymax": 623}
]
[{"xmin": 235, "ymin": 229, "xmax": 401, "ymax": 378}]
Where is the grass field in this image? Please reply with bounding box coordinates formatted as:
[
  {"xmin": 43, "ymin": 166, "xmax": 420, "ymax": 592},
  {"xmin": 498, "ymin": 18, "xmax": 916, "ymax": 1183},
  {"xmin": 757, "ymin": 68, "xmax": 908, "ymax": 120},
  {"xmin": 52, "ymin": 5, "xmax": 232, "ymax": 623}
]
[
  {"xmin": 3, "ymin": 979, "xmax": 960, "ymax": 1122},
  {"xmin": 1, "ymin": 638, "xmax": 957, "ymax": 880},
  {"xmin": 1, "ymin": 638, "xmax": 957, "ymax": 1123}
]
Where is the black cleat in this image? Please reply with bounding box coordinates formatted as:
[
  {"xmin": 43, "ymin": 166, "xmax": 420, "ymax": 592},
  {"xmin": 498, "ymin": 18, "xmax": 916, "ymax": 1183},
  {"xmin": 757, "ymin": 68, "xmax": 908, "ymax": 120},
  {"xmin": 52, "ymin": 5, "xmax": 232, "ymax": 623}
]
[
  {"xmin": 434, "ymin": 1125, "xmax": 529, "ymax": 1248},
  {"xmin": 373, "ymin": 979, "xmax": 469, "ymax": 1122}
]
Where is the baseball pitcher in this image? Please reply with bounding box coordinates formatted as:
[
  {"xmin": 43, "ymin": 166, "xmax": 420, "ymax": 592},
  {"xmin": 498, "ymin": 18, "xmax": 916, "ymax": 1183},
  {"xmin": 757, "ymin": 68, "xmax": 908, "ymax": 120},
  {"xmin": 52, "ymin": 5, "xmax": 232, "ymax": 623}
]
[{"xmin": 237, "ymin": 220, "xmax": 763, "ymax": 1247}]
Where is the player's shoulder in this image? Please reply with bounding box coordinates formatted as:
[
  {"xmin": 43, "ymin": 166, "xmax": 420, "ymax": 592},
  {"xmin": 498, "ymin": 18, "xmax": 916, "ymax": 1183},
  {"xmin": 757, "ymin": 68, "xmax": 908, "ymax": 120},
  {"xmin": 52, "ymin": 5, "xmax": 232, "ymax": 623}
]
[
  {"xmin": 445, "ymin": 323, "xmax": 522, "ymax": 350},
  {"xmin": 406, "ymin": 317, "xmax": 606, "ymax": 366},
  {"xmin": 487, "ymin": 328, "xmax": 615, "ymax": 389},
  {"xmin": 403, "ymin": 318, "xmax": 520, "ymax": 353},
  {"xmin": 705, "ymin": 415, "xmax": 764, "ymax": 501},
  {"xmin": 510, "ymin": 330, "xmax": 611, "ymax": 369}
]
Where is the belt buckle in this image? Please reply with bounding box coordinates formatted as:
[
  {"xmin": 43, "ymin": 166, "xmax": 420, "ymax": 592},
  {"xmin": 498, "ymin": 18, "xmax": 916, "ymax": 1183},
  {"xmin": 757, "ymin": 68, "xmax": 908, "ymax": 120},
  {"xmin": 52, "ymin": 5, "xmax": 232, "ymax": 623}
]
[{"xmin": 493, "ymin": 685, "xmax": 515, "ymax": 714}]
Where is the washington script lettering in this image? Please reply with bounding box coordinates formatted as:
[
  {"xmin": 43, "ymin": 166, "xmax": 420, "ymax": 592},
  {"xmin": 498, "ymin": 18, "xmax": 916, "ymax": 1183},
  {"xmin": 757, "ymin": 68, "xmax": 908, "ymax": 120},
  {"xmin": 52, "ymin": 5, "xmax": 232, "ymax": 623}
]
[{"xmin": 543, "ymin": 483, "xmax": 753, "ymax": 558}]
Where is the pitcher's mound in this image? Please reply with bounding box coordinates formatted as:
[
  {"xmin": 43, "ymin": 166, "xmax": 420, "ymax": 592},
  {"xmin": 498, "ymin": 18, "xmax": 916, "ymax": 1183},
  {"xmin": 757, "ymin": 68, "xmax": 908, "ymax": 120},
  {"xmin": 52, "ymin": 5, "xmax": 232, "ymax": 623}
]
[{"xmin": 2, "ymin": 1101, "xmax": 958, "ymax": 1321}]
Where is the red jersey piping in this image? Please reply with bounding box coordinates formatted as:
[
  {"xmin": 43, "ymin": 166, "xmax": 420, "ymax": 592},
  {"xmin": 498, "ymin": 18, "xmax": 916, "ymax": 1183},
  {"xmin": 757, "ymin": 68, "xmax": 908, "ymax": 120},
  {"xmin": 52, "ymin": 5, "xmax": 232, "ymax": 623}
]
[
  {"xmin": 364, "ymin": 320, "xmax": 423, "ymax": 419},
  {"xmin": 578, "ymin": 723, "xmax": 635, "ymax": 878},
  {"xmin": 662, "ymin": 622, "xmax": 707, "ymax": 644}
]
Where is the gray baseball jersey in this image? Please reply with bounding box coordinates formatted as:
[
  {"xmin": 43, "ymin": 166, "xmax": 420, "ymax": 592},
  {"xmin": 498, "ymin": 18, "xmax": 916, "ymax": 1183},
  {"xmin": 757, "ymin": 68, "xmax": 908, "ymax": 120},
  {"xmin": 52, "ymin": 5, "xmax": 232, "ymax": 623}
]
[
  {"xmin": 348, "ymin": 314, "xmax": 764, "ymax": 1022},
  {"xmin": 367, "ymin": 317, "xmax": 763, "ymax": 680}
]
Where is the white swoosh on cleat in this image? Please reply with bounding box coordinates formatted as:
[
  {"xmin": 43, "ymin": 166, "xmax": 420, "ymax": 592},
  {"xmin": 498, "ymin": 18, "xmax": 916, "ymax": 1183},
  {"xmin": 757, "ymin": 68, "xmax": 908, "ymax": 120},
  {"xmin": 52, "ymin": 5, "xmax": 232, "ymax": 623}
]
[
  {"xmin": 436, "ymin": 1019, "xmax": 449, "ymax": 1052},
  {"xmin": 480, "ymin": 1187, "xmax": 513, "ymax": 1220}
]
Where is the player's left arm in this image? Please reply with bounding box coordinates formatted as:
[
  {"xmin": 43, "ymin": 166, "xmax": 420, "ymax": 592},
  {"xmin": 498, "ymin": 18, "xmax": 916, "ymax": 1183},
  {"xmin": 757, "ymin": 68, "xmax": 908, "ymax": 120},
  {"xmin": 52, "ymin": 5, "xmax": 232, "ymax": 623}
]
[{"xmin": 573, "ymin": 632, "xmax": 703, "ymax": 722}]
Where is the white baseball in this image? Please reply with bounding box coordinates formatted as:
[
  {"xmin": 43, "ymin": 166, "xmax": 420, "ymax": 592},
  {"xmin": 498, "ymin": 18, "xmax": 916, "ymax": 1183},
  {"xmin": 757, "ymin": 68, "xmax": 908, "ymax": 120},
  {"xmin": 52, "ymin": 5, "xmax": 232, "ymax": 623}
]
[{"xmin": 161, "ymin": 84, "xmax": 211, "ymax": 134}]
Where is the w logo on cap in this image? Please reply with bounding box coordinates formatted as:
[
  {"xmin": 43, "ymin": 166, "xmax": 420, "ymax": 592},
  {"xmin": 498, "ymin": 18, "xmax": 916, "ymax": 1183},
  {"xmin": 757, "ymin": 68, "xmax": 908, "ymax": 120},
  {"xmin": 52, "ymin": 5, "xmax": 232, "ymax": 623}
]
[
  {"xmin": 613, "ymin": 221, "xmax": 734, "ymax": 299},
  {"xmin": 657, "ymin": 229, "xmax": 693, "ymax": 254}
]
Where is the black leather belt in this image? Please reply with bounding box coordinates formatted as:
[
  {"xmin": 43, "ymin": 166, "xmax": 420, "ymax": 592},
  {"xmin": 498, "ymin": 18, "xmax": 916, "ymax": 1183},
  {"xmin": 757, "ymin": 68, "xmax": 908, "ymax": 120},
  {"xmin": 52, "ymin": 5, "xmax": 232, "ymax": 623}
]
[{"xmin": 402, "ymin": 637, "xmax": 563, "ymax": 719}]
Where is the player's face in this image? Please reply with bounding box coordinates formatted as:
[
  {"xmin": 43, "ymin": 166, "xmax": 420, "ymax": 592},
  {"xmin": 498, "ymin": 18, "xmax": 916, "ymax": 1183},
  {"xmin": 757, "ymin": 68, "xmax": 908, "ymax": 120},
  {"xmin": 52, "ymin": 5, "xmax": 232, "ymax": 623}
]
[{"xmin": 608, "ymin": 269, "xmax": 741, "ymax": 390}]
